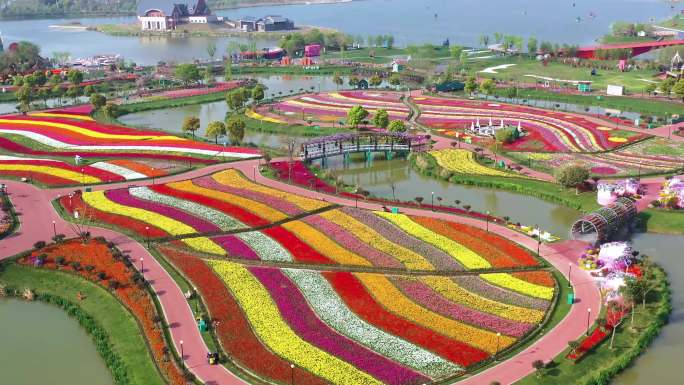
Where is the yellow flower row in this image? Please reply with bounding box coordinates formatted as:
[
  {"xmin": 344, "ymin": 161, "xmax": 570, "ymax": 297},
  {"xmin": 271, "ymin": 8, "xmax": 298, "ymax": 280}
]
[
  {"xmin": 245, "ymin": 109, "xmax": 286, "ymax": 124},
  {"xmin": 0, "ymin": 164, "xmax": 101, "ymax": 184},
  {"xmin": 375, "ymin": 212, "xmax": 491, "ymax": 270},
  {"xmin": 320, "ymin": 210, "xmax": 435, "ymax": 270},
  {"xmin": 207, "ymin": 259, "xmax": 383, "ymax": 385},
  {"xmin": 423, "ymin": 276, "xmax": 545, "ymax": 323},
  {"xmin": 356, "ymin": 273, "xmax": 515, "ymax": 354},
  {"xmin": 167, "ymin": 180, "xmax": 288, "ymax": 223},
  {"xmin": 82, "ymin": 191, "xmax": 224, "ymax": 255},
  {"xmin": 282, "ymin": 220, "xmax": 373, "ymax": 267},
  {"xmin": 480, "ymin": 273, "xmax": 555, "ymax": 300},
  {"xmin": 430, "ymin": 149, "xmax": 516, "ymax": 178},
  {"xmin": 0, "ymin": 119, "xmax": 183, "ymax": 142},
  {"xmin": 29, "ymin": 112, "xmax": 95, "ymax": 121},
  {"xmin": 213, "ymin": 169, "xmax": 329, "ymax": 212}
]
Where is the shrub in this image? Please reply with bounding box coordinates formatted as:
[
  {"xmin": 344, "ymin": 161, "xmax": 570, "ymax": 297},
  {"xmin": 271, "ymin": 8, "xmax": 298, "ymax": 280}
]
[
  {"xmin": 96, "ymin": 271, "xmax": 107, "ymax": 281},
  {"xmin": 554, "ymin": 164, "xmax": 590, "ymax": 188},
  {"xmin": 33, "ymin": 241, "xmax": 46, "ymax": 249},
  {"xmin": 55, "ymin": 256, "xmax": 66, "ymax": 266}
]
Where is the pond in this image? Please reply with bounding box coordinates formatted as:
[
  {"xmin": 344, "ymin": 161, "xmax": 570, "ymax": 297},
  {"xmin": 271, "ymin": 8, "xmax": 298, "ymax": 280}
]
[{"xmin": 0, "ymin": 298, "xmax": 113, "ymax": 385}]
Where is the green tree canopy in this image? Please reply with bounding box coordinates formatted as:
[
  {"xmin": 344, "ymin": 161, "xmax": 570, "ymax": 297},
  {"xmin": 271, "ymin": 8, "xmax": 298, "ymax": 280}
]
[
  {"xmin": 175, "ymin": 64, "xmax": 201, "ymax": 85},
  {"xmin": 464, "ymin": 76, "xmax": 478, "ymax": 94},
  {"xmin": 554, "ymin": 164, "xmax": 590, "ymax": 188},
  {"xmin": 388, "ymin": 120, "xmax": 407, "ymax": 133},
  {"xmin": 206, "ymin": 121, "xmax": 226, "ymax": 144},
  {"xmin": 347, "ymin": 105, "xmax": 369, "ymax": 129},
  {"xmin": 67, "ymin": 69, "xmax": 83, "ymax": 86},
  {"xmin": 373, "ymin": 109, "xmax": 390, "ymax": 129},
  {"xmin": 369, "ymin": 74, "xmax": 382, "ymax": 88},
  {"xmin": 182, "ymin": 116, "xmax": 200, "ymax": 139},
  {"xmin": 479, "ymin": 79, "xmax": 496, "ymax": 95},
  {"xmin": 494, "ymin": 127, "xmax": 519, "ymax": 143},
  {"xmin": 226, "ymin": 88, "xmax": 246, "ymax": 110},
  {"xmin": 89, "ymin": 93, "xmax": 106, "ymax": 110},
  {"xmin": 251, "ymin": 84, "xmax": 265, "ymax": 104},
  {"xmin": 226, "ymin": 115, "xmax": 246, "ymax": 145}
]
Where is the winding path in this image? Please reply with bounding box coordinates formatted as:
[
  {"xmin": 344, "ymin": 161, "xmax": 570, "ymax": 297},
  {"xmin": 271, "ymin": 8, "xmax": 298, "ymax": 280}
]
[{"xmin": 0, "ymin": 157, "xmax": 601, "ymax": 385}]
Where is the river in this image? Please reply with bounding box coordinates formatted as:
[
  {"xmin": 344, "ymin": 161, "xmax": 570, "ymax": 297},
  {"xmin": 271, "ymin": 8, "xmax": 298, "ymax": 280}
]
[
  {"xmin": 0, "ymin": 0, "xmax": 677, "ymax": 65},
  {"xmin": 0, "ymin": 298, "xmax": 113, "ymax": 385}
]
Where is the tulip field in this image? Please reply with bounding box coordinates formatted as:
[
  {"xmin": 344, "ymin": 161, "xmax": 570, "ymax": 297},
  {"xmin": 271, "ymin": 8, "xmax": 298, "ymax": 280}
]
[
  {"xmin": 0, "ymin": 111, "xmax": 261, "ymax": 163},
  {"xmin": 254, "ymin": 91, "xmax": 410, "ymax": 126},
  {"xmin": 55, "ymin": 165, "xmax": 559, "ymax": 385}
]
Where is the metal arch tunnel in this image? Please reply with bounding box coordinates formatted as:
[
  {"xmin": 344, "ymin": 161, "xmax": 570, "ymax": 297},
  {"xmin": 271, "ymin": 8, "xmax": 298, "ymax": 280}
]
[
  {"xmin": 576, "ymin": 40, "xmax": 684, "ymax": 59},
  {"xmin": 300, "ymin": 132, "xmax": 430, "ymax": 162},
  {"xmin": 571, "ymin": 197, "xmax": 637, "ymax": 245}
]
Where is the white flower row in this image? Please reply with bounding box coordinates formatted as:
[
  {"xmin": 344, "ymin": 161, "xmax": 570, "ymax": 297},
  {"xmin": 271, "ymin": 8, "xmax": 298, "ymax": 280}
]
[
  {"xmin": 130, "ymin": 187, "xmax": 245, "ymax": 231},
  {"xmin": 284, "ymin": 268, "xmax": 461, "ymax": 378},
  {"xmin": 0, "ymin": 155, "xmax": 63, "ymax": 162},
  {"xmin": 0, "ymin": 129, "xmax": 257, "ymax": 158},
  {"xmin": 237, "ymin": 231, "xmax": 293, "ymax": 262},
  {"xmin": 91, "ymin": 162, "xmax": 148, "ymax": 180}
]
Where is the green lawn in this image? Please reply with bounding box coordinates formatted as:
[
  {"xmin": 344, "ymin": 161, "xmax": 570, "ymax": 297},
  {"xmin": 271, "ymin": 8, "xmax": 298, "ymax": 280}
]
[
  {"xmin": 0, "ymin": 264, "xmax": 165, "ymax": 385},
  {"xmin": 639, "ymin": 209, "xmax": 684, "ymax": 235},
  {"xmin": 515, "ymin": 265, "xmax": 670, "ymax": 385},
  {"xmin": 243, "ymin": 111, "xmax": 344, "ymax": 137}
]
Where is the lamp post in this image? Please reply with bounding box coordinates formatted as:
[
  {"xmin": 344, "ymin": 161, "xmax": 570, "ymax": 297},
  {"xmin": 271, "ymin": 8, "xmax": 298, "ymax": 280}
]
[
  {"xmin": 495, "ymin": 332, "xmax": 501, "ymax": 361},
  {"xmin": 586, "ymin": 308, "xmax": 591, "ymax": 336},
  {"xmin": 52, "ymin": 220, "xmax": 57, "ymax": 238},
  {"xmin": 431, "ymin": 191, "xmax": 434, "ymax": 210},
  {"xmin": 486, "ymin": 211, "xmax": 491, "ymax": 232},
  {"xmin": 568, "ymin": 262, "xmax": 573, "ymax": 287},
  {"xmin": 290, "ymin": 363, "xmax": 295, "ymax": 385},
  {"xmin": 179, "ymin": 340, "xmax": 184, "ymax": 366},
  {"xmin": 253, "ymin": 165, "xmax": 257, "ymax": 182},
  {"xmin": 140, "ymin": 257, "xmax": 144, "ymax": 276},
  {"xmin": 145, "ymin": 226, "xmax": 150, "ymax": 249}
]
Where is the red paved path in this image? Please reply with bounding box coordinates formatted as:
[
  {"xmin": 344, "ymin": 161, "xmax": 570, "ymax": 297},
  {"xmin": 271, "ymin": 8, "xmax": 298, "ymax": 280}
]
[{"xmin": 0, "ymin": 157, "xmax": 601, "ymax": 385}]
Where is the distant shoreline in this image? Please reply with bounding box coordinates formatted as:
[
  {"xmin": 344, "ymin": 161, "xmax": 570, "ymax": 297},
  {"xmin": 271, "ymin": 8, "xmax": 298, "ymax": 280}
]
[{"xmin": 0, "ymin": 0, "xmax": 353, "ymax": 21}]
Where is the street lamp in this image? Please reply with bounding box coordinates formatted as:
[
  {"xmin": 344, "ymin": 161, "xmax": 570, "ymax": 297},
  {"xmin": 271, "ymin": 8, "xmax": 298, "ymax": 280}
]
[
  {"xmin": 568, "ymin": 262, "xmax": 573, "ymax": 287},
  {"xmin": 290, "ymin": 363, "xmax": 295, "ymax": 385},
  {"xmin": 140, "ymin": 257, "xmax": 144, "ymax": 276},
  {"xmin": 52, "ymin": 220, "xmax": 57, "ymax": 238},
  {"xmin": 253, "ymin": 165, "xmax": 257, "ymax": 182},
  {"xmin": 495, "ymin": 332, "xmax": 501, "ymax": 361},
  {"xmin": 179, "ymin": 340, "xmax": 184, "ymax": 365},
  {"xmin": 586, "ymin": 308, "xmax": 591, "ymax": 336},
  {"xmin": 486, "ymin": 211, "xmax": 491, "ymax": 232},
  {"xmin": 145, "ymin": 226, "xmax": 150, "ymax": 248},
  {"xmin": 431, "ymin": 192, "xmax": 434, "ymax": 210}
]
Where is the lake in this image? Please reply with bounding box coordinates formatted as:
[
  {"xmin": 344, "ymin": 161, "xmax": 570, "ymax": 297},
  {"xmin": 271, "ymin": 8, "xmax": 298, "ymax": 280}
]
[{"xmin": 0, "ymin": 0, "xmax": 677, "ymax": 65}]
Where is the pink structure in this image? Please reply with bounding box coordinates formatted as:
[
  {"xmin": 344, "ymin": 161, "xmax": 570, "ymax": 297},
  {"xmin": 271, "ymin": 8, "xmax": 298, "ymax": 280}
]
[
  {"xmin": 304, "ymin": 44, "xmax": 322, "ymax": 57},
  {"xmin": 660, "ymin": 178, "xmax": 684, "ymax": 209},
  {"xmin": 597, "ymin": 179, "xmax": 641, "ymax": 206}
]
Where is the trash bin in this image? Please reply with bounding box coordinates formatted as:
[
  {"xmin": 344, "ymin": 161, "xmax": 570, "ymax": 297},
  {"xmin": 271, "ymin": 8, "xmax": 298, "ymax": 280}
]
[
  {"xmin": 391, "ymin": 207, "xmax": 399, "ymax": 214},
  {"xmin": 85, "ymin": 187, "xmax": 92, "ymax": 192},
  {"xmin": 567, "ymin": 293, "xmax": 574, "ymax": 305}
]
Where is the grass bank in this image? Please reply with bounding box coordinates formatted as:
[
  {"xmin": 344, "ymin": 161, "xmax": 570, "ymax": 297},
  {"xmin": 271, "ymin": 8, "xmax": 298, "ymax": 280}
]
[
  {"xmin": 0, "ymin": 264, "xmax": 166, "ymax": 385},
  {"xmin": 639, "ymin": 209, "xmax": 684, "ymax": 235},
  {"xmin": 114, "ymin": 91, "xmax": 228, "ymax": 117},
  {"xmin": 515, "ymin": 263, "xmax": 671, "ymax": 385}
]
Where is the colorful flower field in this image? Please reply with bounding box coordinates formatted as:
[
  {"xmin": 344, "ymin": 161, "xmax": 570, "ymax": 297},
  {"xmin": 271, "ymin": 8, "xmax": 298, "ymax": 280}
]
[
  {"xmin": 430, "ymin": 149, "xmax": 528, "ymax": 178},
  {"xmin": 160, "ymin": 244, "xmax": 556, "ymax": 385},
  {"xmin": 0, "ymin": 155, "xmax": 180, "ymax": 186},
  {"xmin": 414, "ymin": 96, "xmax": 647, "ymax": 152},
  {"xmin": 0, "ymin": 111, "xmax": 260, "ymax": 161},
  {"xmin": 19, "ymin": 239, "xmax": 186, "ymax": 385},
  {"xmin": 259, "ymin": 91, "xmax": 410, "ymax": 126},
  {"xmin": 54, "ymin": 164, "xmax": 560, "ymax": 385}
]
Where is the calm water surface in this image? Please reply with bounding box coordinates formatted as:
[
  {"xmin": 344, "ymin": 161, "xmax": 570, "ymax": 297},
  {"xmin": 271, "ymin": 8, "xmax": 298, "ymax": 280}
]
[
  {"xmin": 0, "ymin": 0, "xmax": 677, "ymax": 64},
  {"xmin": 0, "ymin": 298, "xmax": 113, "ymax": 385}
]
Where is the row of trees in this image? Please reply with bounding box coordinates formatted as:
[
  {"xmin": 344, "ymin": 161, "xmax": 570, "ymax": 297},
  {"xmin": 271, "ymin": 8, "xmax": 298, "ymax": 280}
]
[
  {"xmin": 347, "ymin": 106, "xmax": 406, "ymax": 132},
  {"xmin": 13, "ymin": 68, "xmax": 85, "ymax": 112},
  {"xmin": 0, "ymin": 41, "xmax": 47, "ymax": 78},
  {"xmin": 476, "ymin": 34, "xmax": 580, "ymax": 57},
  {"xmin": 277, "ymin": 29, "xmax": 396, "ymax": 57},
  {"xmin": 646, "ymin": 77, "xmax": 684, "ymax": 101},
  {"xmin": 181, "ymin": 115, "xmax": 246, "ymax": 145}
]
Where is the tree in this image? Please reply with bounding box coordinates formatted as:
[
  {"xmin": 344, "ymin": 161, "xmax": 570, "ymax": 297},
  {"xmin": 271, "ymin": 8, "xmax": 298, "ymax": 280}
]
[
  {"xmin": 494, "ymin": 127, "xmax": 518, "ymax": 143},
  {"xmin": 16, "ymin": 85, "xmax": 32, "ymax": 106},
  {"xmin": 333, "ymin": 73, "xmax": 344, "ymax": 89},
  {"xmin": 66, "ymin": 85, "xmax": 82, "ymax": 101},
  {"xmin": 226, "ymin": 115, "xmax": 246, "ymax": 145},
  {"xmin": 373, "ymin": 109, "xmax": 389, "ymax": 129},
  {"xmin": 645, "ymin": 82, "xmax": 657, "ymax": 96},
  {"xmin": 102, "ymin": 102, "xmax": 118, "ymax": 119},
  {"xmin": 464, "ymin": 76, "xmax": 478, "ymax": 94},
  {"xmin": 369, "ymin": 74, "xmax": 382, "ymax": 88},
  {"xmin": 175, "ymin": 64, "xmax": 201, "ymax": 85},
  {"xmin": 48, "ymin": 74, "xmax": 62, "ymax": 86},
  {"xmin": 388, "ymin": 120, "xmax": 406, "ymax": 133},
  {"xmin": 493, "ymin": 32, "xmax": 503, "ymax": 44},
  {"xmin": 207, "ymin": 41, "xmax": 217, "ymax": 60},
  {"xmin": 251, "ymin": 85, "xmax": 265, "ymax": 104},
  {"xmin": 206, "ymin": 121, "xmax": 226, "ymax": 144},
  {"xmin": 51, "ymin": 85, "xmax": 64, "ymax": 105},
  {"xmin": 83, "ymin": 85, "xmax": 95, "ymax": 96},
  {"xmin": 182, "ymin": 116, "xmax": 200, "ymax": 140},
  {"xmin": 554, "ymin": 164, "xmax": 589, "ymax": 191},
  {"xmin": 389, "ymin": 73, "xmax": 401, "ymax": 87},
  {"xmin": 386, "ymin": 35, "xmax": 395, "ymax": 49},
  {"xmin": 479, "ymin": 79, "xmax": 496, "ymax": 95},
  {"xmin": 673, "ymin": 79, "xmax": 684, "ymax": 101},
  {"xmin": 479, "ymin": 34, "xmax": 490, "ymax": 47},
  {"xmin": 568, "ymin": 340, "xmax": 580, "ymax": 355},
  {"xmin": 224, "ymin": 56, "xmax": 233, "ymax": 80},
  {"xmin": 532, "ymin": 360, "xmax": 545, "ymax": 379},
  {"xmin": 203, "ymin": 67, "xmax": 214, "ymax": 86},
  {"xmin": 374, "ymin": 35, "xmax": 384, "ymax": 48},
  {"xmin": 347, "ymin": 105, "xmax": 369, "ymax": 130},
  {"xmin": 527, "ymin": 37, "xmax": 538, "ymax": 56},
  {"xmin": 348, "ymin": 76, "xmax": 360, "ymax": 88},
  {"xmin": 450, "ymin": 45, "xmax": 464, "ymax": 59},
  {"xmin": 67, "ymin": 69, "xmax": 83, "ymax": 86},
  {"xmin": 226, "ymin": 88, "xmax": 245, "ymax": 110},
  {"xmin": 89, "ymin": 94, "xmax": 106, "ymax": 110}
]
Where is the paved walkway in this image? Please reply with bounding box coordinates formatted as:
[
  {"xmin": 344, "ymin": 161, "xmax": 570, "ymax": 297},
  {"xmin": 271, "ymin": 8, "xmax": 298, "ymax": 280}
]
[{"xmin": 0, "ymin": 157, "xmax": 601, "ymax": 385}]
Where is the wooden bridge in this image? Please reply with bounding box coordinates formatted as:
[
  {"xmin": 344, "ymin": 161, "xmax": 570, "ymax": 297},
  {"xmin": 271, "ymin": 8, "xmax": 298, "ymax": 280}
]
[
  {"xmin": 301, "ymin": 132, "xmax": 429, "ymax": 162},
  {"xmin": 576, "ymin": 40, "xmax": 684, "ymax": 59}
]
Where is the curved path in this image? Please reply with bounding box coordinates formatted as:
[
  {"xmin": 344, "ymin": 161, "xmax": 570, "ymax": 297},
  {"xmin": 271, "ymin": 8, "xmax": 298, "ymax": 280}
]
[{"xmin": 0, "ymin": 156, "xmax": 601, "ymax": 385}]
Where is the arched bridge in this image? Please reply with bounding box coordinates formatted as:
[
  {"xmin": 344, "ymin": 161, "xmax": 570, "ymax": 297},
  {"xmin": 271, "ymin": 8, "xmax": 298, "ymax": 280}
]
[
  {"xmin": 571, "ymin": 197, "xmax": 637, "ymax": 245},
  {"xmin": 577, "ymin": 40, "xmax": 684, "ymax": 59},
  {"xmin": 301, "ymin": 132, "xmax": 429, "ymax": 161}
]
